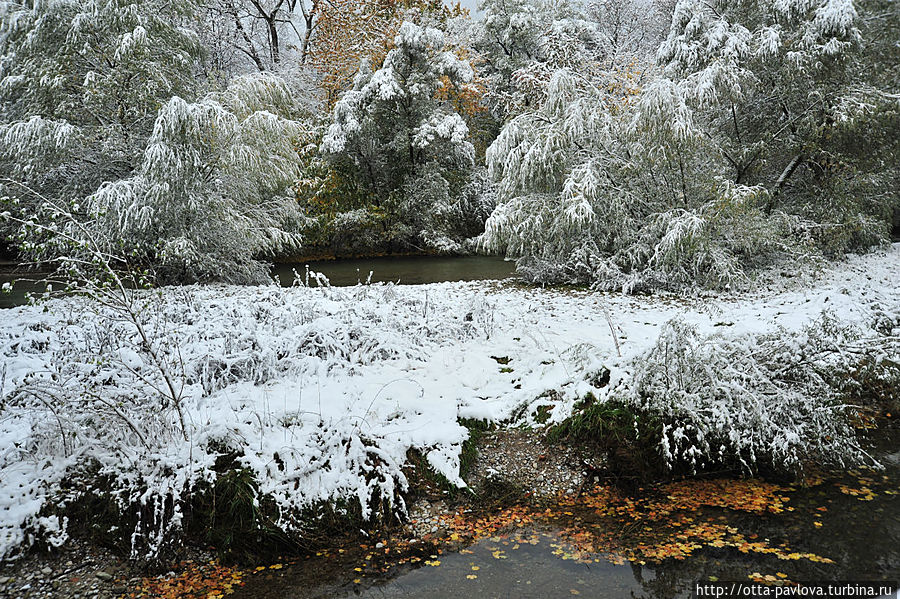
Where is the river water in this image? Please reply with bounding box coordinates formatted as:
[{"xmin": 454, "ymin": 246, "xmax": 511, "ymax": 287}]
[
  {"xmin": 272, "ymin": 255, "xmax": 516, "ymax": 286},
  {"xmin": 0, "ymin": 255, "xmax": 517, "ymax": 308}
]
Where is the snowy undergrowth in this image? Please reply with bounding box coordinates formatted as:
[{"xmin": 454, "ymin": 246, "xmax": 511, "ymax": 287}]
[
  {"xmin": 0, "ymin": 283, "xmax": 495, "ymax": 560},
  {"xmin": 627, "ymin": 312, "xmax": 899, "ymax": 475},
  {"xmin": 1, "ymin": 245, "xmax": 898, "ymax": 560}
]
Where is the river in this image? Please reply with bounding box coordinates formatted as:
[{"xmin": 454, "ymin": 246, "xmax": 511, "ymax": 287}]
[{"xmin": 0, "ymin": 255, "xmax": 517, "ymax": 308}]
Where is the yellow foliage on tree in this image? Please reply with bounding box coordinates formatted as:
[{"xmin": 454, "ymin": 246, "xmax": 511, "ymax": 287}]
[
  {"xmin": 307, "ymin": 0, "xmax": 469, "ymax": 106},
  {"xmin": 308, "ymin": 0, "xmax": 399, "ymax": 105}
]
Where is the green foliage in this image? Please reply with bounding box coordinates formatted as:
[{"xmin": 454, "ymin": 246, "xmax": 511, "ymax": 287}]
[
  {"xmin": 547, "ymin": 395, "xmax": 667, "ymax": 479},
  {"xmin": 316, "ymin": 20, "xmax": 491, "ymax": 254},
  {"xmin": 189, "ymin": 466, "xmax": 295, "ymax": 562}
]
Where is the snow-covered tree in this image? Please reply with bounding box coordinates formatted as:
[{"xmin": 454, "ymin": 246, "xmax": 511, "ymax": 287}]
[
  {"xmin": 472, "ymin": 0, "xmax": 597, "ymax": 119},
  {"xmin": 472, "ymin": 0, "xmax": 671, "ymax": 121},
  {"xmin": 589, "ymin": 0, "xmax": 673, "ymax": 65},
  {"xmin": 319, "ymin": 20, "xmax": 481, "ymax": 252},
  {"xmin": 658, "ymin": 0, "xmax": 899, "ymax": 249},
  {"xmin": 482, "ymin": 60, "xmax": 801, "ymax": 290},
  {"xmin": 196, "ymin": 0, "xmax": 319, "ymax": 75},
  {"xmin": 482, "ymin": 0, "xmax": 897, "ymax": 289},
  {"xmin": 1, "ymin": 1, "xmax": 308, "ymax": 283},
  {"xmin": 85, "ymin": 74, "xmax": 307, "ymax": 283},
  {"xmin": 0, "ymin": 0, "xmax": 202, "ymax": 204}
]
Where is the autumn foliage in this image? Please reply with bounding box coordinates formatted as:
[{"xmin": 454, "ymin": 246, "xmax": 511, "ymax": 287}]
[{"xmin": 308, "ymin": 0, "xmax": 469, "ymax": 106}]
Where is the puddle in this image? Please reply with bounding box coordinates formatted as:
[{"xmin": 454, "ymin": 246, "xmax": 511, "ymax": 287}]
[{"xmin": 230, "ymin": 426, "xmax": 899, "ymax": 599}]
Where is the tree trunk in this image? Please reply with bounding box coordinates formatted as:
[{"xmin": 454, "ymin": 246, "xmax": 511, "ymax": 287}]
[
  {"xmin": 268, "ymin": 18, "xmax": 280, "ymax": 64},
  {"xmin": 767, "ymin": 153, "xmax": 804, "ymax": 214}
]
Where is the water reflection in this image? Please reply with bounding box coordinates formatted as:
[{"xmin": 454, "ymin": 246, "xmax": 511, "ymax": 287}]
[
  {"xmin": 236, "ymin": 426, "xmax": 899, "ymax": 599},
  {"xmin": 272, "ymin": 255, "xmax": 516, "ymax": 287}
]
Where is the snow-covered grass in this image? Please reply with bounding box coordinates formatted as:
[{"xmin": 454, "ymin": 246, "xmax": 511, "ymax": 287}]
[{"xmin": 1, "ymin": 245, "xmax": 898, "ymax": 561}]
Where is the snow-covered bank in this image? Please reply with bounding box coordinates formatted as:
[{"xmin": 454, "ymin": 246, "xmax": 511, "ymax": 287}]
[{"xmin": 1, "ymin": 246, "xmax": 898, "ymax": 560}]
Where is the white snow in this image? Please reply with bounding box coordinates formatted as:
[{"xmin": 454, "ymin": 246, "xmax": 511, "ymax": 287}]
[{"xmin": 0, "ymin": 244, "xmax": 897, "ymax": 559}]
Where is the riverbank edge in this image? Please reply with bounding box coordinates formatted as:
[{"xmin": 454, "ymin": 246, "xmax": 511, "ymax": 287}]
[{"xmin": 1, "ymin": 411, "xmax": 896, "ymax": 599}]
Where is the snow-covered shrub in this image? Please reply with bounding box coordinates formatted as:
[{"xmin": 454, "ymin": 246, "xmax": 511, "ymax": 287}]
[
  {"xmin": 0, "ymin": 283, "xmax": 495, "ymax": 560},
  {"xmin": 628, "ymin": 312, "xmax": 894, "ymax": 475}
]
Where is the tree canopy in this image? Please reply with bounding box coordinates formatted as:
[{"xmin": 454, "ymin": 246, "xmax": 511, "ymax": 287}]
[{"xmin": 0, "ymin": 0, "xmax": 896, "ymax": 287}]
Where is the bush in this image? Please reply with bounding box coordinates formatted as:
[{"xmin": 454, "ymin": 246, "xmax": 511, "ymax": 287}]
[
  {"xmin": 549, "ymin": 309, "xmax": 898, "ymax": 479},
  {"xmin": 628, "ymin": 313, "xmax": 895, "ymax": 475}
]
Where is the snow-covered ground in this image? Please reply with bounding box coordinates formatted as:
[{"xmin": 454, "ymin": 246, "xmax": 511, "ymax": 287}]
[{"xmin": 1, "ymin": 245, "xmax": 898, "ymax": 559}]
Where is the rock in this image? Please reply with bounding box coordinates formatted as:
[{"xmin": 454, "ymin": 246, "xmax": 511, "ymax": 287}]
[
  {"xmin": 41, "ymin": 567, "xmax": 53, "ymax": 575},
  {"xmin": 0, "ymin": 576, "xmax": 10, "ymax": 584},
  {"xmin": 95, "ymin": 571, "xmax": 113, "ymax": 582}
]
